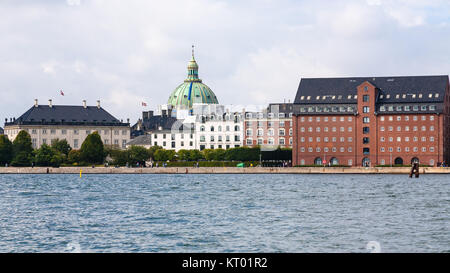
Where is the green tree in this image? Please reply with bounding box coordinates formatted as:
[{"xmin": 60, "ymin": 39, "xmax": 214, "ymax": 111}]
[
  {"xmin": 11, "ymin": 130, "xmax": 33, "ymax": 166},
  {"xmin": 34, "ymin": 144, "xmax": 58, "ymax": 166},
  {"xmin": 68, "ymin": 149, "xmax": 82, "ymax": 164},
  {"xmin": 128, "ymin": 146, "xmax": 150, "ymax": 165},
  {"xmin": 201, "ymin": 149, "xmax": 215, "ymax": 161},
  {"xmin": 189, "ymin": 150, "xmax": 204, "ymax": 161},
  {"xmin": 148, "ymin": 145, "xmax": 163, "ymax": 160},
  {"xmin": 211, "ymin": 148, "xmax": 226, "ymax": 161},
  {"xmin": 51, "ymin": 138, "xmax": 72, "ymax": 156},
  {"xmin": 80, "ymin": 131, "xmax": 105, "ymax": 164},
  {"xmin": 177, "ymin": 149, "xmax": 191, "ymax": 161},
  {"xmin": 0, "ymin": 135, "xmax": 13, "ymax": 165},
  {"xmin": 154, "ymin": 149, "xmax": 175, "ymax": 162}
]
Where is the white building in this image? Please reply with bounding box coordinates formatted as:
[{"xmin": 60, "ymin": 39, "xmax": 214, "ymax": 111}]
[{"xmin": 4, "ymin": 99, "xmax": 130, "ymax": 149}]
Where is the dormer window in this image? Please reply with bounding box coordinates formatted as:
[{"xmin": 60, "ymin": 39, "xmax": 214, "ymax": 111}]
[
  {"xmin": 418, "ymin": 94, "xmax": 422, "ymax": 98},
  {"xmin": 412, "ymin": 94, "xmax": 416, "ymax": 98},
  {"xmin": 380, "ymin": 94, "xmax": 384, "ymax": 99},
  {"xmin": 386, "ymin": 94, "xmax": 390, "ymax": 99},
  {"xmin": 428, "ymin": 94, "xmax": 433, "ymax": 98},
  {"xmin": 402, "ymin": 94, "xmax": 406, "ymax": 99},
  {"xmin": 300, "ymin": 96, "xmax": 304, "ymax": 100},
  {"xmin": 395, "ymin": 94, "xmax": 400, "ymax": 99},
  {"xmin": 435, "ymin": 93, "xmax": 439, "ymax": 98},
  {"xmin": 316, "ymin": 96, "xmax": 320, "ymax": 100},
  {"xmin": 306, "ymin": 96, "xmax": 311, "ymax": 100}
]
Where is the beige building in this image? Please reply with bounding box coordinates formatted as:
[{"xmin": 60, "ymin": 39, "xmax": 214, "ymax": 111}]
[{"xmin": 4, "ymin": 99, "xmax": 130, "ymax": 149}]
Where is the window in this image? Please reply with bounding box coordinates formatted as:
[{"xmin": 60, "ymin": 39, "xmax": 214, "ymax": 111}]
[
  {"xmin": 363, "ymin": 127, "xmax": 369, "ymax": 134},
  {"xmin": 246, "ymin": 139, "xmax": 253, "ymax": 145},
  {"xmin": 363, "ymin": 137, "xmax": 369, "ymax": 144},
  {"xmin": 363, "ymin": 95, "xmax": 369, "ymax": 102},
  {"xmin": 363, "ymin": 117, "xmax": 370, "ymax": 123},
  {"xmin": 363, "ymin": 148, "xmax": 370, "ymax": 155},
  {"xmin": 74, "ymin": 139, "xmax": 78, "ymax": 148},
  {"xmin": 363, "ymin": 106, "xmax": 370, "ymax": 113}
]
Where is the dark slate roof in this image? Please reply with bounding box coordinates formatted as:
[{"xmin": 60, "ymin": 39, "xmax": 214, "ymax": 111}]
[
  {"xmin": 6, "ymin": 105, "xmax": 128, "ymax": 126},
  {"xmin": 126, "ymin": 135, "xmax": 152, "ymax": 146},
  {"xmin": 137, "ymin": 115, "xmax": 177, "ymax": 132},
  {"xmin": 294, "ymin": 75, "xmax": 449, "ymax": 104}
]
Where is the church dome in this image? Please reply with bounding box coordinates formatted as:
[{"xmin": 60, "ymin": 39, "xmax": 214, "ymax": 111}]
[{"xmin": 167, "ymin": 47, "xmax": 219, "ymax": 109}]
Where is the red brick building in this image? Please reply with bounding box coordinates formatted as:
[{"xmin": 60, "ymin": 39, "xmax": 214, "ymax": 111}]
[
  {"xmin": 243, "ymin": 103, "xmax": 294, "ymax": 149},
  {"xmin": 292, "ymin": 76, "xmax": 450, "ymax": 167}
]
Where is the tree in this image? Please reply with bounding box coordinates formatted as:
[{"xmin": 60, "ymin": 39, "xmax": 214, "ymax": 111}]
[
  {"xmin": 80, "ymin": 131, "xmax": 105, "ymax": 164},
  {"xmin": 189, "ymin": 150, "xmax": 204, "ymax": 161},
  {"xmin": 34, "ymin": 144, "xmax": 64, "ymax": 167},
  {"xmin": 51, "ymin": 139, "xmax": 72, "ymax": 156},
  {"xmin": 148, "ymin": 145, "xmax": 163, "ymax": 160},
  {"xmin": 202, "ymin": 149, "xmax": 215, "ymax": 161},
  {"xmin": 177, "ymin": 149, "xmax": 191, "ymax": 161},
  {"xmin": 68, "ymin": 149, "xmax": 82, "ymax": 164},
  {"xmin": 34, "ymin": 144, "xmax": 54, "ymax": 166},
  {"xmin": 11, "ymin": 130, "xmax": 33, "ymax": 166},
  {"xmin": 154, "ymin": 149, "xmax": 175, "ymax": 162},
  {"xmin": 0, "ymin": 135, "xmax": 13, "ymax": 165},
  {"xmin": 128, "ymin": 146, "xmax": 150, "ymax": 165}
]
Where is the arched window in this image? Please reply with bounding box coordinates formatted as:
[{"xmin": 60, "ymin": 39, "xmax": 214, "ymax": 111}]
[
  {"xmin": 394, "ymin": 157, "xmax": 403, "ymax": 165},
  {"xmin": 314, "ymin": 157, "xmax": 323, "ymax": 165},
  {"xmin": 330, "ymin": 157, "xmax": 339, "ymax": 166},
  {"xmin": 210, "ymin": 126, "xmax": 214, "ymax": 132},
  {"xmin": 218, "ymin": 126, "xmax": 222, "ymax": 132},
  {"xmin": 200, "ymin": 125, "xmax": 205, "ymax": 132},
  {"xmin": 234, "ymin": 125, "xmax": 240, "ymax": 131},
  {"xmin": 362, "ymin": 157, "xmax": 370, "ymax": 167}
]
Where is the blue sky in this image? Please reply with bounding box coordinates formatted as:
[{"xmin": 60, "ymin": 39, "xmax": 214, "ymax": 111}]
[{"xmin": 1, "ymin": 0, "xmax": 449, "ymax": 124}]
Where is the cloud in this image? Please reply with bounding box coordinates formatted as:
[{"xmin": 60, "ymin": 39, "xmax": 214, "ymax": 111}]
[
  {"xmin": 67, "ymin": 0, "xmax": 81, "ymax": 6},
  {"xmin": 0, "ymin": 0, "xmax": 449, "ymax": 124}
]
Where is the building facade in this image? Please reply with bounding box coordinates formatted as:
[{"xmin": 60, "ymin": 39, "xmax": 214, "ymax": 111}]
[
  {"xmin": 195, "ymin": 112, "xmax": 244, "ymax": 150},
  {"xmin": 292, "ymin": 76, "xmax": 450, "ymax": 167},
  {"xmin": 243, "ymin": 103, "xmax": 293, "ymax": 149},
  {"xmin": 4, "ymin": 99, "xmax": 130, "ymax": 149}
]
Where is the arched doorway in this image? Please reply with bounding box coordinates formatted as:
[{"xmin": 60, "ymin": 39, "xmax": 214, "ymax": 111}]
[
  {"xmin": 330, "ymin": 157, "xmax": 339, "ymax": 166},
  {"xmin": 314, "ymin": 157, "xmax": 322, "ymax": 165},
  {"xmin": 411, "ymin": 157, "xmax": 420, "ymax": 164},
  {"xmin": 362, "ymin": 157, "xmax": 370, "ymax": 167},
  {"xmin": 394, "ymin": 157, "xmax": 403, "ymax": 165}
]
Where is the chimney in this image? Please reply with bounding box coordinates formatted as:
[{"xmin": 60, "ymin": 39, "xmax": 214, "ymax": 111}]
[
  {"xmin": 48, "ymin": 99, "xmax": 52, "ymax": 108},
  {"xmin": 127, "ymin": 118, "xmax": 130, "ymax": 123},
  {"xmin": 97, "ymin": 100, "xmax": 101, "ymax": 109},
  {"xmin": 82, "ymin": 100, "xmax": 87, "ymax": 109},
  {"xmin": 34, "ymin": 99, "xmax": 38, "ymax": 107}
]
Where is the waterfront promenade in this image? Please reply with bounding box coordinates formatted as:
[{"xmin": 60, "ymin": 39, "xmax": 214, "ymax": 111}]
[{"xmin": 1, "ymin": 166, "xmax": 450, "ymax": 174}]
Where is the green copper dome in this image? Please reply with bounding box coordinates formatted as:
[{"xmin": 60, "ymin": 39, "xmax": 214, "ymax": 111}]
[{"xmin": 167, "ymin": 48, "xmax": 219, "ymax": 109}]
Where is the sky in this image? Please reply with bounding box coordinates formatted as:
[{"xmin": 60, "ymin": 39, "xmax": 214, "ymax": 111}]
[{"xmin": 1, "ymin": 0, "xmax": 449, "ymax": 124}]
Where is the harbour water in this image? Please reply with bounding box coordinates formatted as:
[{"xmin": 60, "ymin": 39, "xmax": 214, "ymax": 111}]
[{"xmin": 0, "ymin": 174, "xmax": 448, "ymax": 252}]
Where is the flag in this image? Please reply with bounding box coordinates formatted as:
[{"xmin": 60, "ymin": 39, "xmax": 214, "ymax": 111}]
[
  {"xmin": 142, "ymin": 102, "xmax": 147, "ymax": 107},
  {"xmin": 60, "ymin": 90, "xmax": 64, "ymax": 96}
]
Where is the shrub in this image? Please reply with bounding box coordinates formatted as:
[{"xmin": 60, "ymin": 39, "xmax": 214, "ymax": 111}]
[
  {"xmin": 80, "ymin": 131, "xmax": 105, "ymax": 164},
  {"xmin": 0, "ymin": 135, "xmax": 13, "ymax": 165}
]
